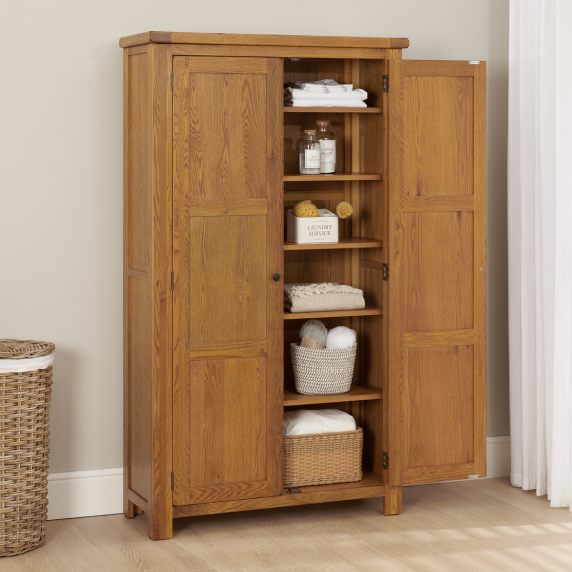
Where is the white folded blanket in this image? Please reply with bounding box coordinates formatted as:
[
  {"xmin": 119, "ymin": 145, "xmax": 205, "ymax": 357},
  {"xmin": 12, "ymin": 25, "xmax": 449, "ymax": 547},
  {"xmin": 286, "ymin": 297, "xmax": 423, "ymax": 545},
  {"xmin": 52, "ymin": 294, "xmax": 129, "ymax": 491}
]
[
  {"xmin": 284, "ymin": 282, "xmax": 365, "ymax": 313},
  {"xmin": 284, "ymin": 87, "xmax": 368, "ymax": 101},
  {"xmin": 289, "ymin": 79, "xmax": 353, "ymax": 92},
  {"xmin": 284, "ymin": 409, "xmax": 357, "ymax": 436},
  {"xmin": 285, "ymin": 99, "xmax": 367, "ymax": 108}
]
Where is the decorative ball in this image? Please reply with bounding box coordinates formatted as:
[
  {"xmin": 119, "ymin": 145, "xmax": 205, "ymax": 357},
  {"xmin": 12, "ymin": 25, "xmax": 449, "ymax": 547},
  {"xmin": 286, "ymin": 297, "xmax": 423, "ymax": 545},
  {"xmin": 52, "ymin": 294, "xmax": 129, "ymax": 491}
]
[
  {"xmin": 326, "ymin": 326, "xmax": 357, "ymax": 350},
  {"xmin": 293, "ymin": 200, "xmax": 320, "ymax": 218},
  {"xmin": 299, "ymin": 319, "xmax": 328, "ymax": 346},
  {"xmin": 336, "ymin": 201, "xmax": 353, "ymax": 219}
]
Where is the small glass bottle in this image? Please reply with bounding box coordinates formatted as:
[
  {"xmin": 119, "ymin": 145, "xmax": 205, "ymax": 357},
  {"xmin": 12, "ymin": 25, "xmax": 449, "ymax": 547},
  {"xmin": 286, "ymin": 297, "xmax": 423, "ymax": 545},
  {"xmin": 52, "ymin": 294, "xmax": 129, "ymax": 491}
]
[
  {"xmin": 299, "ymin": 130, "xmax": 321, "ymax": 175},
  {"xmin": 316, "ymin": 120, "xmax": 336, "ymax": 174}
]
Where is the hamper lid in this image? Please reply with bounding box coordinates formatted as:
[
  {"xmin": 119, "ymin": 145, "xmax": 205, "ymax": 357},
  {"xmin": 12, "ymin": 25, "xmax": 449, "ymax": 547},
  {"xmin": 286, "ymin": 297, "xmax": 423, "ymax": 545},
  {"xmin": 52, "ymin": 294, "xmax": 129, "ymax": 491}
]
[{"xmin": 0, "ymin": 339, "xmax": 55, "ymax": 359}]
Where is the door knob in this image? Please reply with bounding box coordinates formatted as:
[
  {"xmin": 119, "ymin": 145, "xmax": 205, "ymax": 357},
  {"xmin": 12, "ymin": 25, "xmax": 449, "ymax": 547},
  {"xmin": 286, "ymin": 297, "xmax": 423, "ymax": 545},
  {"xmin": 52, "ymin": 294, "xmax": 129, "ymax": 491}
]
[{"xmin": 272, "ymin": 273, "xmax": 281, "ymax": 282}]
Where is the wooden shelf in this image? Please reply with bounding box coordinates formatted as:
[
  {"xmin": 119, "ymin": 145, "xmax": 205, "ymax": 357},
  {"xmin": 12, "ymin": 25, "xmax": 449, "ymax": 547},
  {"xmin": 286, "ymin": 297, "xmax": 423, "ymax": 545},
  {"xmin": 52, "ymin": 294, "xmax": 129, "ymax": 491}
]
[
  {"xmin": 284, "ymin": 107, "xmax": 381, "ymax": 114},
  {"xmin": 283, "ymin": 469, "xmax": 385, "ymax": 494},
  {"xmin": 284, "ymin": 237, "xmax": 382, "ymax": 251},
  {"xmin": 284, "ymin": 305, "xmax": 382, "ymax": 320},
  {"xmin": 284, "ymin": 384, "xmax": 383, "ymax": 406},
  {"xmin": 284, "ymin": 173, "xmax": 381, "ymax": 182}
]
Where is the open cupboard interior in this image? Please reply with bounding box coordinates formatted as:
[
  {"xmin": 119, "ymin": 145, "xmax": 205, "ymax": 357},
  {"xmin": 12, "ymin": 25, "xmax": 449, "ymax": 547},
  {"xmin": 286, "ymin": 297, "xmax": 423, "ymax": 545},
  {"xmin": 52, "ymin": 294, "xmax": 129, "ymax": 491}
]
[{"xmin": 121, "ymin": 32, "xmax": 487, "ymax": 540}]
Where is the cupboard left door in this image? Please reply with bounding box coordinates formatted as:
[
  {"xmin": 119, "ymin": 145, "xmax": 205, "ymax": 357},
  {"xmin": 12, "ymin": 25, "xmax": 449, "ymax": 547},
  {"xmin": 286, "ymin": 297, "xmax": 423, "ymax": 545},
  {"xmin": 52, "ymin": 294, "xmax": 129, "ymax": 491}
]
[{"xmin": 172, "ymin": 56, "xmax": 284, "ymax": 506}]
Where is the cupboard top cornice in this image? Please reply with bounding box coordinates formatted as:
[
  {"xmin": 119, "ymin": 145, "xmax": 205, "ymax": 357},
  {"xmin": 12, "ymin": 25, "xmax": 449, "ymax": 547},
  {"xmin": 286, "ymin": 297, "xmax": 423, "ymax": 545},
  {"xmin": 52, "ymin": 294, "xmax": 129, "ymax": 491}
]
[{"xmin": 119, "ymin": 31, "xmax": 410, "ymax": 50}]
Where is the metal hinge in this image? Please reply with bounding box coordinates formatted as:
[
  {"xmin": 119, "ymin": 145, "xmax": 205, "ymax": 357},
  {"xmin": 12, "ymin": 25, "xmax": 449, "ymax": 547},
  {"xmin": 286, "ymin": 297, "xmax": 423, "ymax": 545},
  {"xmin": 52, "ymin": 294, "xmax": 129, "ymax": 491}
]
[
  {"xmin": 287, "ymin": 488, "xmax": 302, "ymax": 494},
  {"xmin": 170, "ymin": 72, "xmax": 174, "ymax": 91},
  {"xmin": 382, "ymin": 451, "xmax": 389, "ymax": 470},
  {"xmin": 383, "ymin": 75, "xmax": 389, "ymax": 92},
  {"xmin": 171, "ymin": 472, "xmax": 174, "ymax": 490},
  {"xmin": 171, "ymin": 272, "xmax": 174, "ymax": 291},
  {"xmin": 382, "ymin": 263, "xmax": 389, "ymax": 281},
  {"xmin": 468, "ymin": 474, "xmax": 480, "ymax": 479}
]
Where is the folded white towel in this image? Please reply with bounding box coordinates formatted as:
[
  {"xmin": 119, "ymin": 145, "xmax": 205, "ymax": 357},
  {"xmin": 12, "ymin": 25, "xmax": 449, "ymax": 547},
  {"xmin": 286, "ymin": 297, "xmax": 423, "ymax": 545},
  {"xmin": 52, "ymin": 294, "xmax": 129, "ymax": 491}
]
[
  {"xmin": 284, "ymin": 87, "xmax": 367, "ymax": 101},
  {"xmin": 284, "ymin": 409, "xmax": 357, "ymax": 436},
  {"xmin": 285, "ymin": 99, "xmax": 367, "ymax": 108},
  {"xmin": 289, "ymin": 79, "xmax": 353, "ymax": 93}
]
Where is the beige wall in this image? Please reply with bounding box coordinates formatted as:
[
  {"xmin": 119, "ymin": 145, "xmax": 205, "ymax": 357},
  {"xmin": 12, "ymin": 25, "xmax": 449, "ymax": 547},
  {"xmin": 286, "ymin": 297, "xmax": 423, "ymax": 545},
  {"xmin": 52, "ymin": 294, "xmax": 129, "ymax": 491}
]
[{"xmin": 0, "ymin": 0, "xmax": 509, "ymax": 473}]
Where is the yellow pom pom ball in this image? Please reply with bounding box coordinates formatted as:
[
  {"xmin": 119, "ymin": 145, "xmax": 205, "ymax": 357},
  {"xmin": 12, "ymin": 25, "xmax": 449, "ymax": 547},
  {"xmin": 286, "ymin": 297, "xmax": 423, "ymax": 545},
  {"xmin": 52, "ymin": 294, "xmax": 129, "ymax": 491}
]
[{"xmin": 336, "ymin": 201, "xmax": 353, "ymax": 219}]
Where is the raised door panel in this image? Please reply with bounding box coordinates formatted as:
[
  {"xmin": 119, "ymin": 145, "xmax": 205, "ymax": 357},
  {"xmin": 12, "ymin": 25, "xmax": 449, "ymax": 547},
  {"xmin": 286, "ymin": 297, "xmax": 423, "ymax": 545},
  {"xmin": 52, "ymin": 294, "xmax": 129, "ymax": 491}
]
[
  {"xmin": 387, "ymin": 60, "xmax": 486, "ymax": 485},
  {"xmin": 189, "ymin": 215, "xmax": 267, "ymax": 345},
  {"xmin": 173, "ymin": 56, "xmax": 283, "ymax": 506}
]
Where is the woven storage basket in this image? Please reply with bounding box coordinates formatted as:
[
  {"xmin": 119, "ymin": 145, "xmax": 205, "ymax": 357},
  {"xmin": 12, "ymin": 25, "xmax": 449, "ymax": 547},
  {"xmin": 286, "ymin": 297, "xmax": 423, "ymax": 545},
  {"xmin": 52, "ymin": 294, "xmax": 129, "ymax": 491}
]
[
  {"xmin": 283, "ymin": 428, "xmax": 363, "ymax": 487},
  {"xmin": 0, "ymin": 340, "xmax": 54, "ymax": 557},
  {"xmin": 290, "ymin": 342, "xmax": 357, "ymax": 395}
]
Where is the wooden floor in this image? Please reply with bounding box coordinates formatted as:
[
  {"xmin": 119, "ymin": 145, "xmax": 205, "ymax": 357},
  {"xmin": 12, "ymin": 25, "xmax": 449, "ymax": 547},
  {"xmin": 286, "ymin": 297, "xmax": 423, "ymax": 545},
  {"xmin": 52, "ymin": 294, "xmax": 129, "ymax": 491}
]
[{"xmin": 5, "ymin": 478, "xmax": 572, "ymax": 572}]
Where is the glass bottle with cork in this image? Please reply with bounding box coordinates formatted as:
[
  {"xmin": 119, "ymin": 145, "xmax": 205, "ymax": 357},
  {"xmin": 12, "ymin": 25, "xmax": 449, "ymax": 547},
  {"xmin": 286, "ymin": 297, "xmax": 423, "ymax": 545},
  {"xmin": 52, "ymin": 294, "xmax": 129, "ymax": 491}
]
[
  {"xmin": 299, "ymin": 130, "xmax": 321, "ymax": 175},
  {"xmin": 316, "ymin": 120, "xmax": 336, "ymax": 174}
]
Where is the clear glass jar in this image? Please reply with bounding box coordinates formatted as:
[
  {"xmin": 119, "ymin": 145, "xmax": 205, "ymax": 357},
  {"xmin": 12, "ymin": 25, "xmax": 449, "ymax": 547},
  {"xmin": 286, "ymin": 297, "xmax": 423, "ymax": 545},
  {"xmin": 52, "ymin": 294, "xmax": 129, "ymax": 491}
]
[
  {"xmin": 299, "ymin": 130, "xmax": 321, "ymax": 175},
  {"xmin": 316, "ymin": 120, "xmax": 336, "ymax": 174}
]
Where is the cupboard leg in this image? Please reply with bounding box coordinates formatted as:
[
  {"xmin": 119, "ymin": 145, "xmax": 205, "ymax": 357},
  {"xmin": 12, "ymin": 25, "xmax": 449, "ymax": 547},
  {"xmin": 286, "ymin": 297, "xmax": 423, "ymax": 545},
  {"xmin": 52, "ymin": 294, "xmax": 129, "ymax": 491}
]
[
  {"xmin": 125, "ymin": 499, "xmax": 136, "ymax": 518},
  {"xmin": 148, "ymin": 508, "xmax": 173, "ymax": 540},
  {"xmin": 383, "ymin": 485, "xmax": 402, "ymax": 515}
]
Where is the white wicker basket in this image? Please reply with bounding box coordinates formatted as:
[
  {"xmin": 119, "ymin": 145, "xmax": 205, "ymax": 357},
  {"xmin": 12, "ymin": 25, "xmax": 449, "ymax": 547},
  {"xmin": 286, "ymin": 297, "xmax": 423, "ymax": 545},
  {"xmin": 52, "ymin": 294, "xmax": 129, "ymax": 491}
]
[{"xmin": 290, "ymin": 342, "xmax": 357, "ymax": 395}]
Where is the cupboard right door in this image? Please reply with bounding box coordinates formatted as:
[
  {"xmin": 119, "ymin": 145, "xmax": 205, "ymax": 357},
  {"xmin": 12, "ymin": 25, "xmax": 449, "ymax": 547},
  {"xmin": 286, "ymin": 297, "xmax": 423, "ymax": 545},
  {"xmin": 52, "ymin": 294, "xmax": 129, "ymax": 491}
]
[{"xmin": 386, "ymin": 60, "xmax": 486, "ymax": 485}]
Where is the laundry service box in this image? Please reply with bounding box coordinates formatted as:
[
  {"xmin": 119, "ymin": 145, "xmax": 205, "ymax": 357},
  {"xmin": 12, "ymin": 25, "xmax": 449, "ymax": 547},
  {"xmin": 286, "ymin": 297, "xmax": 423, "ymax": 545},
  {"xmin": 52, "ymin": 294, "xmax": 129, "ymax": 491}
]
[{"xmin": 286, "ymin": 209, "xmax": 339, "ymax": 245}]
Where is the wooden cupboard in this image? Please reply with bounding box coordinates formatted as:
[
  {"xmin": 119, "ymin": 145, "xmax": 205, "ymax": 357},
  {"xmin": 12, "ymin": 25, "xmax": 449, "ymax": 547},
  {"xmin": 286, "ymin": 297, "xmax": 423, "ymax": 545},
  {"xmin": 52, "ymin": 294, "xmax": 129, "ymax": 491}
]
[{"xmin": 120, "ymin": 31, "xmax": 486, "ymax": 540}]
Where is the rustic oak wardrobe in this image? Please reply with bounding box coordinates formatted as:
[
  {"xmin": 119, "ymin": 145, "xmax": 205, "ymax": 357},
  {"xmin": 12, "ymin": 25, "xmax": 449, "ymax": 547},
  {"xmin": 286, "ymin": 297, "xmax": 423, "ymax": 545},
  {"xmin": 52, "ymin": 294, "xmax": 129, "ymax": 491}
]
[{"xmin": 120, "ymin": 31, "xmax": 486, "ymax": 540}]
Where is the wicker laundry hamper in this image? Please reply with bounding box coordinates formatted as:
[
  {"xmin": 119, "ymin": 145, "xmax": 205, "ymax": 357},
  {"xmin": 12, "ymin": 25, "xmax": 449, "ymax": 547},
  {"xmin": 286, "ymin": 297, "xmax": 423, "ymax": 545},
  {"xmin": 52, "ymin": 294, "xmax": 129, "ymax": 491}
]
[
  {"xmin": 290, "ymin": 342, "xmax": 357, "ymax": 395},
  {"xmin": 0, "ymin": 340, "xmax": 55, "ymax": 557},
  {"xmin": 283, "ymin": 428, "xmax": 363, "ymax": 487}
]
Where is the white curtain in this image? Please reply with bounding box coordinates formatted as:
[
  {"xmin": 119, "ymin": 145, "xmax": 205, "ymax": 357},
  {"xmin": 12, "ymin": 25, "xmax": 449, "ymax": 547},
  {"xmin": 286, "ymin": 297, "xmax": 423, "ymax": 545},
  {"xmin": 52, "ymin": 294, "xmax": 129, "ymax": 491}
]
[{"xmin": 508, "ymin": 0, "xmax": 572, "ymax": 507}]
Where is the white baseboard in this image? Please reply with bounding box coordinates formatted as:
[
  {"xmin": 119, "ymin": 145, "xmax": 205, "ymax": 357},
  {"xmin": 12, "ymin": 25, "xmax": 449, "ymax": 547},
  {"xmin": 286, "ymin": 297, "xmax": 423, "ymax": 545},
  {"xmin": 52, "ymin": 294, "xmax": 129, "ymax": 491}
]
[
  {"xmin": 486, "ymin": 435, "xmax": 511, "ymax": 479},
  {"xmin": 47, "ymin": 436, "xmax": 511, "ymax": 520},
  {"xmin": 47, "ymin": 468, "xmax": 123, "ymax": 520}
]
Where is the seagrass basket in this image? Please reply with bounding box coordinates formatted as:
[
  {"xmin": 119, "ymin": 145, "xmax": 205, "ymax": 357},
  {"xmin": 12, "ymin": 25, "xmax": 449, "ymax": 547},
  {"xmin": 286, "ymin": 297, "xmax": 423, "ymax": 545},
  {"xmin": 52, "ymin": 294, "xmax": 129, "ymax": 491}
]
[
  {"xmin": 290, "ymin": 342, "xmax": 357, "ymax": 395},
  {"xmin": 283, "ymin": 428, "xmax": 363, "ymax": 487},
  {"xmin": 0, "ymin": 340, "xmax": 55, "ymax": 557}
]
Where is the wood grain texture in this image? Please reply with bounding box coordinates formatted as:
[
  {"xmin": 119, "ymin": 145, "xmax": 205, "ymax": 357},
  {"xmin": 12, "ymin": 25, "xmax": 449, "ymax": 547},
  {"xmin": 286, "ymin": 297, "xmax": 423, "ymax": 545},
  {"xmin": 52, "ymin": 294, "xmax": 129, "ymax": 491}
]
[
  {"xmin": 184, "ymin": 56, "xmax": 267, "ymax": 74},
  {"xmin": 404, "ymin": 345, "xmax": 475, "ymax": 469},
  {"xmin": 284, "ymin": 173, "xmax": 381, "ymax": 181},
  {"xmin": 283, "ymin": 305, "xmax": 382, "ymax": 320},
  {"xmin": 172, "ymin": 43, "xmax": 390, "ymax": 60},
  {"xmin": 174, "ymin": 470, "xmax": 385, "ymax": 517},
  {"xmin": 403, "ymin": 74, "xmax": 474, "ymax": 197},
  {"xmin": 13, "ymin": 478, "xmax": 572, "ymax": 572},
  {"xmin": 174, "ymin": 358, "xmax": 269, "ymax": 505},
  {"xmin": 127, "ymin": 52, "xmax": 152, "ymax": 273},
  {"xmin": 283, "ymin": 384, "xmax": 383, "ymax": 406},
  {"xmin": 404, "ymin": 211, "xmax": 474, "ymax": 332},
  {"xmin": 172, "ymin": 55, "xmax": 283, "ymax": 509},
  {"xmin": 189, "ymin": 215, "xmax": 267, "ymax": 345},
  {"xmin": 119, "ymin": 31, "xmax": 410, "ymax": 49},
  {"xmin": 127, "ymin": 276, "xmax": 152, "ymax": 503},
  {"xmin": 403, "ymin": 195, "xmax": 474, "ymax": 212},
  {"xmin": 149, "ymin": 43, "xmax": 174, "ymax": 540},
  {"xmin": 188, "ymin": 199, "xmax": 267, "ymax": 216},
  {"xmin": 124, "ymin": 48, "xmax": 155, "ymax": 521},
  {"xmin": 188, "ymin": 341, "xmax": 267, "ymax": 360},
  {"xmin": 387, "ymin": 59, "xmax": 486, "ymax": 486},
  {"xmin": 404, "ymin": 329, "xmax": 474, "ymax": 348},
  {"xmin": 284, "ymin": 237, "xmax": 382, "ymax": 250}
]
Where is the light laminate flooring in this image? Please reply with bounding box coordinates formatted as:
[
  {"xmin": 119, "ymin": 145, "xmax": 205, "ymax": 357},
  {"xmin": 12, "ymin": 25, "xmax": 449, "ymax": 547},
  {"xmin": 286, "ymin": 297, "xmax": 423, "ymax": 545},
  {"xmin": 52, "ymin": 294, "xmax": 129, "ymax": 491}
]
[{"xmin": 5, "ymin": 478, "xmax": 572, "ymax": 572}]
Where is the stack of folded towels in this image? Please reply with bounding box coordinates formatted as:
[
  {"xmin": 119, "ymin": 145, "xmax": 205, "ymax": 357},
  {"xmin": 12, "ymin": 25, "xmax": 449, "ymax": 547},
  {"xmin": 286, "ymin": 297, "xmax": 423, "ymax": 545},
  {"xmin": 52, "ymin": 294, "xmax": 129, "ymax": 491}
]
[{"xmin": 284, "ymin": 79, "xmax": 368, "ymax": 108}]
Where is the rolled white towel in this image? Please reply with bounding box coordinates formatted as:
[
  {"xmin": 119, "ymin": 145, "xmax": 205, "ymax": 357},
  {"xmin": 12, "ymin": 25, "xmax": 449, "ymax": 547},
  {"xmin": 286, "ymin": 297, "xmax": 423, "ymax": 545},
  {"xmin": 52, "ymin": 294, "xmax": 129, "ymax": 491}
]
[
  {"xmin": 284, "ymin": 409, "xmax": 357, "ymax": 436},
  {"xmin": 284, "ymin": 87, "xmax": 367, "ymax": 101},
  {"xmin": 285, "ymin": 99, "xmax": 367, "ymax": 108}
]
